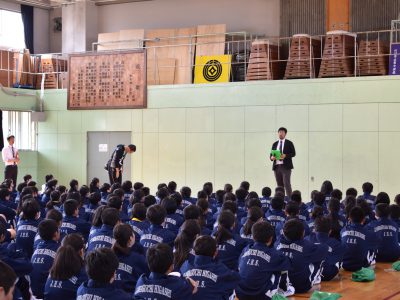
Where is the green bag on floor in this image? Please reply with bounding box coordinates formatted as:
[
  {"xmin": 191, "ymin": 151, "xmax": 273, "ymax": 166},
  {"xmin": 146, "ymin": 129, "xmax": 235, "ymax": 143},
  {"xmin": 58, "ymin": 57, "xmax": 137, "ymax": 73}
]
[
  {"xmin": 271, "ymin": 294, "xmax": 287, "ymax": 300},
  {"xmin": 392, "ymin": 261, "xmax": 400, "ymax": 271},
  {"xmin": 351, "ymin": 267, "xmax": 375, "ymax": 282},
  {"xmin": 309, "ymin": 291, "xmax": 342, "ymax": 300}
]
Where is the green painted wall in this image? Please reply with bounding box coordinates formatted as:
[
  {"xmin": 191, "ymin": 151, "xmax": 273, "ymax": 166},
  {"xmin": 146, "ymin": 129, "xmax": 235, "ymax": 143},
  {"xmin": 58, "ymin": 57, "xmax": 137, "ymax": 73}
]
[{"xmin": 5, "ymin": 75, "xmax": 400, "ymax": 199}]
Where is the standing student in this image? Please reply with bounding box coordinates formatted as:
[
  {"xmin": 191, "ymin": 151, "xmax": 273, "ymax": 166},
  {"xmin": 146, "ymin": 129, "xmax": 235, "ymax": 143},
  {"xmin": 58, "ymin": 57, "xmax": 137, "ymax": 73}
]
[
  {"xmin": 0, "ymin": 260, "xmax": 17, "ymax": 300},
  {"xmin": 236, "ymin": 221, "xmax": 291, "ymax": 300},
  {"xmin": 2, "ymin": 134, "xmax": 19, "ymax": 187},
  {"xmin": 107, "ymin": 144, "xmax": 136, "ymax": 185},
  {"xmin": 77, "ymin": 248, "xmax": 131, "ymax": 300}
]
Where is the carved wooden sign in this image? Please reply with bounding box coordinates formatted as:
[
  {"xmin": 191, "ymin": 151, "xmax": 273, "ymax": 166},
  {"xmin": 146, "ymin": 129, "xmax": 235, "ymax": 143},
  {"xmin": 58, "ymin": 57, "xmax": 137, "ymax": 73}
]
[{"xmin": 68, "ymin": 50, "xmax": 146, "ymax": 109}]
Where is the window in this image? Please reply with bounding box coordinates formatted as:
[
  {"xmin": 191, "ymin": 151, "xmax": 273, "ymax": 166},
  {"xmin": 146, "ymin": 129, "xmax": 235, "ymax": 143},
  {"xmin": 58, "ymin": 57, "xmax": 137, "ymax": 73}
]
[
  {"xmin": 0, "ymin": 9, "xmax": 25, "ymax": 49},
  {"xmin": 2, "ymin": 111, "xmax": 37, "ymax": 150}
]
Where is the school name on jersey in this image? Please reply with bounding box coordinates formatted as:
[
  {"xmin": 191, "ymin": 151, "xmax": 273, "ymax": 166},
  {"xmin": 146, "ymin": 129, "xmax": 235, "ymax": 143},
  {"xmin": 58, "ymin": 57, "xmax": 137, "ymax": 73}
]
[
  {"xmin": 118, "ymin": 262, "xmax": 133, "ymax": 274},
  {"xmin": 277, "ymin": 243, "xmax": 303, "ymax": 253},
  {"xmin": 183, "ymin": 269, "xmax": 218, "ymax": 282},
  {"xmin": 165, "ymin": 218, "xmax": 177, "ymax": 226},
  {"xmin": 77, "ymin": 295, "xmax": 105, "ymax": 300},
  {"xmin": 242, "ymin": 249, "xmax": 271, "ymax": 262},
  {"xmin": 374, "ymin": 225, "xmax": 397, "ymax": 233},
  {"xmin": 61, "ymin": 222, "xmax": 77, "ymax": 231},
  {"xmin": 18, "ymin": 225, "xmax": 38, "ymax": 232},
  {"xmin": 342, "ymin": 230, "xmax": 366, "ymax": 240},
  {"xmin": 267, "ymin": 215, "xmax": 285, "ymax": 222},
  {"xmin": 33, "ymin": 248, "xmax": 57, "ymax": 259},
  {"xmin": 130, "ymin": 225, "xmax": 143, "ymax": 236},
  {"xmin": 135, "ymin": 284, "xmax": 172, "ymax": 298},
  {"xmin": 140, "ymin": 234, "xmax": 163, "ymax": 243},
  {"xmin": 90, "ymin": 235, "xmax": 115, "ymax": 244}
]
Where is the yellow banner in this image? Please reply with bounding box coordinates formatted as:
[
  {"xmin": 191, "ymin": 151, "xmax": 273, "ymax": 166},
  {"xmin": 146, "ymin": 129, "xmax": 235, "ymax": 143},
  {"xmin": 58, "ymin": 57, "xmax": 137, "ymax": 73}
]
[{"xmin": 194, "ymin": 55, "xmax": 232, "ymax": 84}]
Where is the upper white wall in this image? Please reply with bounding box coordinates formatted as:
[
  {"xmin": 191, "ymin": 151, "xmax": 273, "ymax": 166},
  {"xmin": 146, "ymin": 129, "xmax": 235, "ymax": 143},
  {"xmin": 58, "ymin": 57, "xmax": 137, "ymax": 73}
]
[{"xmin": 97, "ymin": 0, "xmax": 280, "ymax": 36}]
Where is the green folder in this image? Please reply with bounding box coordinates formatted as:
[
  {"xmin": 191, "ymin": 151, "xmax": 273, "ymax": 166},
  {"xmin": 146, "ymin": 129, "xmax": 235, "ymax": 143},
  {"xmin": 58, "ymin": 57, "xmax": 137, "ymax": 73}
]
[{"xmin": 271, "ymin": 149, "xmax": 281, "ymax": 160}]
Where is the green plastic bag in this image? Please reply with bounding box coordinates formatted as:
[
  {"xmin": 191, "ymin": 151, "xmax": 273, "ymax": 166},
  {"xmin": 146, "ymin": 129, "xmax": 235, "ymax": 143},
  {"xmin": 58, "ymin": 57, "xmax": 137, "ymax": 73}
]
[
  {"xmin": 309, "ymin": 291, "xmax": 342, "ymax": 300},
  {"xmin": 271, "ymin": 149, "xmax": 281, "ymax": 160},
  {"xmin": 392, "ymin": 261, "xmax": 400, "ymax": 271},
  {"xmin": 271, "ymin": 294, "xmax": 288, "ymax": 300},
  {"xmin": 351, "ymin": 267, "xmax": 375, "ymax": 282}
]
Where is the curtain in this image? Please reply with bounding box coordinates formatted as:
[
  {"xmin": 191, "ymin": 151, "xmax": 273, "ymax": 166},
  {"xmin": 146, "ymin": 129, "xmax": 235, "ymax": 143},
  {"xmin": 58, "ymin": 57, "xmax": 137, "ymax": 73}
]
[{"xmin": 20, "ymin": 4, "xmax": 34, "ymax": 54}]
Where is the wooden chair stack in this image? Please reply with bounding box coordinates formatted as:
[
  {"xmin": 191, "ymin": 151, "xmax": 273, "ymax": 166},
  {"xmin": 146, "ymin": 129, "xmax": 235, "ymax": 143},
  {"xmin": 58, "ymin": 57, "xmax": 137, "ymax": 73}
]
[
  {"xmin": 319, "ymin": 31, "xmax": 356, "ymax": 78},
  {"xmin": 246, "ymin": 40, "xmax": 282, "ymax": 81},
  {"xmin": 357, "ymin": 40, "xmax": 389, "ymax": 76},
  {"xmin": 284, "ymin": 34, "xmax": 321, "ymax": 79}
]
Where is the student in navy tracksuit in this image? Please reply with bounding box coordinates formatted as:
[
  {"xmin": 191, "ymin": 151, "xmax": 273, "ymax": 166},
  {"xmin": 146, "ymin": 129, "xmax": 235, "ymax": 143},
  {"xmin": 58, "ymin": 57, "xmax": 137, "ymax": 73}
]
[
  {"xmin": 197, "ymin": 198, "xmax": 215, "ymax": 231},
  {"xmin": 260, "ymin": 186, "xmax": 272, "ymax": 213},
  {"xmin": 275, "ymin": 202, "xmax": 311, "ymax": 239},
  {"xmin": 34, "ymin": 209, "xmax": 63, "ymax": 251},
  {"xmin": 213, "ymin": 210, "xmax": 248, "ymax": 271},
  {"xmin": 0, "ymin": 261, "xmax": 17, "ymax": 300},
  {"xmin": 181, "ymin": 186, "xmax": 197, "ymax": 207},
  {"xmin": 77, "ymin": 248, "xmax": 132, "ymax": 300},
  {"xmin": 87, "ymin": 207, "xmax": 120, "ymax": 251},
  {"xmin": 84, "ymin": 192, "xmax": 101, "ymax": 223},
  {"xmin": 135, "ymin": 243, "xmax": 196, "ymax": 300},
  {"xmin": 108, "ymin": 195, "xmax": 131, "ymax": 223},
  {"xmin": 173, "ymin": 220, "xmax": 201, "ymax": 270},
  {"xmin": 307, "ymin": 192, "xmax": 328, "ymax": 215},
  {"xmin": 307, "ymin": 217, "xmax": 345, "ymax": 282},
  {"xmin": 99, "ymin": 183, "xmax": 111, "ymax": 205},
  {"xmin": 44, "ymin": 238, "xmax": 87, "ymax": 300},
  {"xmin": 112, "ymin": 224, "xmax": 149, "ymax": 293},
  {"xmin": 15, "ymin": 199, "xmax": 41, "ymax": 258},
  {"xmin": 180, "ymin": 235, "xmax": 240, "ymax": 300},
  {"xmin": 236, "ymin": 221, "xmax": 291, "ymax": 300},
  {"xmin": 341, "ymin": 206, "xmax": 379, "ymax": 271},
  {"xmin": 140, "ymin": 204, "xmax": 176, "ymax": 253},
  {"xmin": 240, "ymin": 199, "xmax": 263, "ymax": 227},
  {"xmin": 129, "ymin": 203, "xmax": 150, "ymax": 241},
  {"xmin": 240, "ymin": 206, "xmax": 263, "ymax": 243},
  {"xmin": 265, "ymin": 196, "xmax": 286, "ymax": 227},
  {"xmin": 290, "ymin": 190, "xmax": 309, "ymax": 222},
  {"xmin": 162, "ymin": 196, "xmax": 184, "ymax": 236},
  {"xmin": 390, "ymin": 204, "xmax": 400, "ymax": 241},
  {"xmin": 367, "ymin": 203, "xmax": 400, "ymax": 262},
  {"xmin": 0, "ymin": 188, "xmax": 17, "ymax": 210},
  {"xmin": 307, "ymin": 206, "xmax": 324, "ymax": 233},
  {"xmin": 60, "ymin": 199, "xmax": 91, "ymax": 241},
  {"xmin": 30, "ymin": 219, "xmax": 60, "ymax": 299},
  {"xmin": 276, "ymin": 219, "xmax": 328, "ymax": 294},
  {"xmin": 362, "ymin": 182, "xmax": 376, "ymax": 207}
]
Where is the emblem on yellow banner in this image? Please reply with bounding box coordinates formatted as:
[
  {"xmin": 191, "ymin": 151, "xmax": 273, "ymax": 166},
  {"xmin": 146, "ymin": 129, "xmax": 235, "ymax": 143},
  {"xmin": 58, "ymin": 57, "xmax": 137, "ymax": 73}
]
[{"xmin": 194, "ymin": 55, "xmax": 232, "ymax": 83}]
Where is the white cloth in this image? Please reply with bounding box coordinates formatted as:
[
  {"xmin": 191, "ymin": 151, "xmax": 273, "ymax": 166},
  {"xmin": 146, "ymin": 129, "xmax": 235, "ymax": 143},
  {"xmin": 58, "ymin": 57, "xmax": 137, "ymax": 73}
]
[
  {"xmin": 2, "ymin": 145, "xmax": 18, "ymax": 166},
  {"xmin": 276, "ymin": 139, "xmax": 285, "ymax": 165}
]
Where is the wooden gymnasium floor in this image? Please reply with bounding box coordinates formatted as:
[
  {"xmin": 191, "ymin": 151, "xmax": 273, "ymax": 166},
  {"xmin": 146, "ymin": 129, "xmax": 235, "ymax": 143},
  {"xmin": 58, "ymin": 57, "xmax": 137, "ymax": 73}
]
[{"xmin": 287, "ymin": 263, "xmax": 400, "ymax": 300}]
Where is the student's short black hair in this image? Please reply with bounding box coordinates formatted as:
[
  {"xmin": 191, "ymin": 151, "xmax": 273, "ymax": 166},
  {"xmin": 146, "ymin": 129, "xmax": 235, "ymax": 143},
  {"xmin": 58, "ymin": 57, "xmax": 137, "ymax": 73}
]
[
  {"xmin": 22, "ymin": 199, "xmax": 39, "ymax": 219},
  {"xmin": 17, "ymin": 182, "xmax": 27, "ymax": 193},
  {"xmin": 197, "ymin": 190, "xmax": 207, "ymax": 200},
  {"xmin": 0, "ymin": 260, "xmax": 17, "ymax": 295},
  {"xmin": 390, "ymin": 204, "xmax": 400, "ymax": 220},
  {"xmin": 240, "ymin": 181, "xmax": 250, "ymax": 191},
  {"xmin": 39, "ymin": 219, "xmax": 59, "ymax": 241},
  {"xmin": 23, "ymin": 174, "xmax": 32, "ymax": 182},
  {"xmin": 45, "ymin": 174, "xmax": 54, "ymax": 182},
  {"xmin": 331, "ymin": 189, "xmax": 343, "ymax": 200},
  {"xmin": 313, "ymin": 192, "xmax": 325, "ymax": 206},
  {"xmin": 246, "ymin": 198, "xmax": 262, "ymax": 209},
  {"xmin": 133, "ymin": 182, "xmax": 144, "ymax": 190},
  {"xmin": 290, "ymin": 190, "xmax": 302, "ymax": 203},
  {"xmin": 99, "ymin": 183, "xmax": 111, "ymax": 193},
  {"xmin": 183, "ymin": 204, "xmax": 200, "ymax": 220},
  {"xmin": 196, "ymin": 198, "xmax": 209, "ymax": 214},
  {"xmin": 202, "ymin": 182, "xmax": 213, "ymax": 196},
  {"xmin": 376, "ymin": 203, "xmax": 390, "ymax": 218},
  {"xmin": 271, "ymin": 196, "xmax": 285, "ymax": 210},
  {"xmin": 224, "ymin": 183, "xmax": 233, "ymax": 193},
  {"xmin": 91, "ymin": 205, "xmax": 107, "ymax": 227},
  {"xmin": 28, "ymin": 181, "xmax": 37, "ymax": 187},
  {"xmin": 46, "ymin": 209, "xmax": 63, "ymax": 223},
  {"xmin": 142, "ymin": 187, "xmax": 150, "ymax": 196},
  {"xmin": 157, "ymin": 183, "xmax": 167, "ymax": 190},
  {"xmin": 376, "ymin": 192, "xmax": 390, "ymax": 205},
  {"xmin": 362, "ymin": 182, "xmax": 373, "ymax": 194},
  {"xmin": 130, "ymin": 189, "xmax": 143, "ymax": 205},
  {"xmin": 121, "ymin": 181, "xmax": 133, "ymax": 193},
  {"xmin": 143, "ymin": 195, "xmax": 157, "ymax": 208},
  {"xmin": 223, "ymin": 192, "xmax": 236, "ymax": 202},
  {"xmin": 157, "ymin": 187, "xmax": 170, "ymax": 201},
  {"xmin": 215, "ymin": 190, "xmax": 225, "ymax": 204},
  {"xmin": 261, "ymin": 186, "xmax": 272, "ymax": 198},
  {"xmin": 328, "ymin": 197, "xmax": 340, "ymax": 214},
  {"xmin": 349, "ymin": 206, "xmax": 365, "ymax": 223},
  {"xmin": 89, "ymin": 192, "xmax": 101, "ymax": 205},
  {"xmin": 285, "ymin": 201, "xmax": 299, "ymax": 217},
  {"xmin": 275, "ymin": 186, "xmax": 285, "ymax": 194},
  {"xmin": 235, "ymin": 188, "xmax": 248, "ymax": 201},
  {"xmin": 221, "ymin": 200, "xmax": 237, "ymax": 215},
  {"xmin": 110, "ymin": 183, "xmax": 121, "ymax": 193},
  {"xmin": 101, "ymin": 207, "xmax": 120, "ymax": 227},
  {"xmin": 0, "ymin": 188, "xmax": 10, "ymax": 199},
  {"xmin": 62, "ymin": 233, "xmax": 85, "ymax": 252},
  {"xmin": 112, "ymin": 188, "xmax": 124, "ymax": 199},
  {"xmin": 66, "ymin": 192, "xmax": 81, "ymax": 205},
  {"xmin": 314, "ymin": 216, "xmax": 331, "ymax": 234},
  {"xmin": 132, "ymin": 203, "xmax": 147, "ymax": 220},
  {"xmin": 167, "ymin": 181, "xmax": 177, "ymax": 193},
  {"xmin": 311, "ymin": 205, "xmax": 324, "ymax": 219},
  {"xmin": 252, "ymin": 221, "xmax": 274, "ymax": 243},
  {"xmin": 161, "ymin": 197, "xmax": 177, "ymax": 215},
  {"xmin": 86, "ymin": 248, "xmax": 119, "ymax": 284},
  {"xmin": 171, "ymin": 193, "xmax": 182, "ymax": 206},
  {"xmin": 193, "ymin": 235, "xmax": 216, "ymax": 257},
  {"xmin": 247, "ymin": 191, "xmax": 259, "ymax": 199},
  {"xmin": 107, "ymin": 196, "xmax": 122, "ymax": 210},
  {"xmin": 64, "ymin": 199, "xmax": 79, "ymax": 217},
  {"xmin": 146, "ymin": 204, "xmax": 166, "ymax": 225},
  {"xmin": 321, "ymin": 180, "xmax": 333, "ymax": 195},
  {"xmin": 283, "ymin": 218, "xmax": 304, "ymax": 241},
  {"xmin": 346, "ymin": 188, "xmax": 358, "ymax": 197},
  {"xmin": 56, "ymin": 185, "xmax": 66, "ymax": 194},
  {"xmin": 146, "ymin": 243, "xmax": 173, "ymax": 274},
  {"xmin": 395, "ymin": 194, "xmax": 400, "ymax": 206},
  {"xmin": 180, "ymin": 186, "xmax": 191, "ymax": 199},
  {"xmin": 50, "ymin": 190, "xmax": 61, "ymax": 202},
  {"xmin": 128, "ymin": 144, "xmax": 136, "ymax": 152},
  {"xmin": 278, "ymin": 127, "xmax": 287, "ymax": 134}
]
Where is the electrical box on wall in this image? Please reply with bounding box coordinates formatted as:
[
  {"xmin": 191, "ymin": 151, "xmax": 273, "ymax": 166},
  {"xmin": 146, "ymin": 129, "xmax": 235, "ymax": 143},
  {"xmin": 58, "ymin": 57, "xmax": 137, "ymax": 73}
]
[{"xmin": 31, "ymin": 111, "xmax": 46, "ymax": 122}]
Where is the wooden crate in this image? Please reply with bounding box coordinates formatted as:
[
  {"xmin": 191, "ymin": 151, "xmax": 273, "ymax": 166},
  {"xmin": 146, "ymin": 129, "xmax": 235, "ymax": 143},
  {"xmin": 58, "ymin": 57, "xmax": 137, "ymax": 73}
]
[
  {"xmin": 357, "ymin": 40, "xmax": 388, "ymax": 76},
  {"xmin": 246, "ymin": 41, "xmax": 282, "ymax": 81}
]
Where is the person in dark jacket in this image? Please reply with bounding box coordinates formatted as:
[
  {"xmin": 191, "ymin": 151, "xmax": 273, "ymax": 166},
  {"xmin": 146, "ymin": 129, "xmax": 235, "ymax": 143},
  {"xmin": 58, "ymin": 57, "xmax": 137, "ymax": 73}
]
[
  {"xmin": 60, "ymin": 199, "xmax": 91, "ymax": 241},
  {"xmin": 107, "ymin": 144, "xmax": 136, "ymax": 185},
  {"xmin": 87, "ymin": 208, "xmax": 120, "ymax": 251}
]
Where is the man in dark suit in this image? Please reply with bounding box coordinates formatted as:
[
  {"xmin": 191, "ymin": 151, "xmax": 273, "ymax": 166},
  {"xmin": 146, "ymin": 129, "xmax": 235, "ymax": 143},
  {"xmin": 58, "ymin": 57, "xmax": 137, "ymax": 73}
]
[{"xmin": 270, "ymin": 127, "xmax": 296, "ymax": 196}]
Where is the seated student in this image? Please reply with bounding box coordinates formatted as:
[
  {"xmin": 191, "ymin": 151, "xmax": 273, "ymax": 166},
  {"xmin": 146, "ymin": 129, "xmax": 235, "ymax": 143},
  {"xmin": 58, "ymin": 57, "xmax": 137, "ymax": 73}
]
[
  {"xmin": 320, "ymin": 180, "xmax": 333, "ymax": 202},
  {"xmin": 367, "ymin": 203, "xmax": 400, "ymax": 262},
  {"xmin": 77, "ymin": 248, "xmax": 131, "ymax": 300},
  {"xmin": 156, "ymin": 187, "xmax": 170, "ymax": 205},
  {"xmin": 140, "ymin": 204, "xmax": 175, "ymax": 252},
  {"xmin": 60, "ymin": 199, "xmax": 91, "ymax": 241},
  {"xmin": 361, "ymin": 182, "xmax": 376, "ymax": 207},
  {"xmin": 181, "ymin": 186, "xmax": 197, "ymax": 207},
  {"xmin": 326, "ymin": 198, "xmax": 346, "ymax": 241},
  {"xmin": 173, "ymin": 220, "xmax": 201, "ymax": 270},
  {"xmin": 0, "ymin": 260, "xmax": 17, "ymax": 300},
  {"xmin": 89, "ymin": 177, "xmax": 100, "ymax": 194},
  {"xmin": 213, "ymin": 210, "xmax": 248, "ymax": 271},
  {"xmin": 185, "ymin": 204, "xmax": 211, "ymax": 235},
  {"xmin": 307, "ymin": 206, "xmax": 324, "ymax": 233},
  {"xmin": 99, "ymin": 183, "xmax": 111, "ymax": 205},
  {"xmin": 0, "ymin": 187, "xmax": 17, "ymax": 210},
  {"xmin": 236, "ymin": 221, "xmax": 291, "ymax": 300},
  {"xmin": 45, "ymin": 190, "xmax": 62, "ymax": 213},
  {"xmin": 275, "ymin": 202, "xmax": 311, "ymax": 238},
  {"xmin": 84, "ymin": 192, "xmax": 101, "ymax": 223},
  {"xmin": 240, "ymin": 206, "xmax": 263, "ymax": 243},
  {"xmin": 389, "ymin": 204, "xmax": 400, "ymax": 241},
  {"xmin": 0, "ymin": 197, "xmax": 16, "ymax": 224},
  {"xmin": 129, "ymin": 203, "xmax": 149, "ymax": 241},
  {"xmin": 180, "ymin": 235, "xmax": 240, "ymax": 300},
  {"xmin": 30, "ymin": 219, "xmax": 61, "ymax": 299},
  {"xmin": 240, "ymin": 198, "xmax": 262, "ymax": 226},
  {"xmin": 341, "ymin": 206, "xmax": 378, "ymax": 271},
  {"xmin": 121, "ymin": 181, "xmax": 133, "ymax": 211},
  {"xmin": 44, "ymin": 234, "xmax": 87, "ymax": 300},
  {"xmin": 235, "ymin": 188, "xmax": 248, "ymax": 211},
  {"xmin": 34, "ymin": 209, "xmax": 63, "ymax": 250},
  {"xmin": 88, "ymin": 205, "xmax": 107, "ymax": 240},
  {"xmin": 197, "ymin": 198, "xmax": 215, "ymax": 230},
  {"xmin": 265, "ymin": 196, "xmax": 286, "ymax": 227},
  {"xmin": 290, "ymin": 190, "xmax": 309, "ymax": 222},
  {"xmin": 16, "ymin": 199, "xmax": 41, "ymax": 258},
  {"xmin": 108, "ymin": 195, "xmax": 130, "ymax": 223},
  {"xmin": 112, "ymin": 224, "xmax": 148, "ymax": 293},
  {"xmin": 135, "ymin": 243, "xmax": 196, "ymax": 300},
  {"xmin": 260, "ymin": 186, "xmax": 272, "ymax": 213},
  {"xmin": 171, "ymin": 193, "xmax": 184, "ymax": 216},
  {"xmin": 307, "ymin": 217, "xmax": 345, "ymax": 282},
  {"xmin": 87, "ymin": 207, "xmax": 120, "ymax": 251},
  {"xmin": 307, "ymin": 192, "xmax": 328, "ymax": 214},
  {"xmin": 276, "ymin": 219, "xmax": 328, "ymax": 294},
  {"xmin": 162, "ymin": 196, "xmax": 184, "ymax": 236}
]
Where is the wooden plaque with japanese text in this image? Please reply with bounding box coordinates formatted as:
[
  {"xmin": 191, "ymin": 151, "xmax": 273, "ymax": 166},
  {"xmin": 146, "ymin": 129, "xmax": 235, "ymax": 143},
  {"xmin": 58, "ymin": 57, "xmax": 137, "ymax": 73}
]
[{"xmin": 68, "ymin": 50, "xmax": 146, "ymax": 109}]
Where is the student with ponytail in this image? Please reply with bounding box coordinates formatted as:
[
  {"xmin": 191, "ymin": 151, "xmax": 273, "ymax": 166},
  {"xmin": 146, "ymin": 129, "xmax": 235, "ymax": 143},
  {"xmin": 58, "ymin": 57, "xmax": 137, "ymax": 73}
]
[
  {"xmin": 240, "ymin": 206, "xmax": 263, "ymax": 242},
  {"xmin": 173, "ymin": 220, "xmax": 201, "ymax": 270}
]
